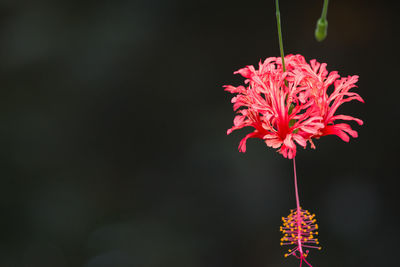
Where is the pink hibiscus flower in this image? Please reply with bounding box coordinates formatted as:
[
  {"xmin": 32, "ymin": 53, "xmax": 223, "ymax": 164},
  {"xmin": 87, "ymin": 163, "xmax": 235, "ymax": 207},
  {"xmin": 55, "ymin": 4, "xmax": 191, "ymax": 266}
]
[{"xmin": 225, "ymin": 54, "xmax": 363, "ymax": 158}]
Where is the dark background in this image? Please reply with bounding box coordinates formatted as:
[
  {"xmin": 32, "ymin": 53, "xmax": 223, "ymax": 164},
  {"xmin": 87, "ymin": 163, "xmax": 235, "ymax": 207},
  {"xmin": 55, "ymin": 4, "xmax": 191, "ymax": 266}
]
[{"xmin": 0, "ymin": 0, "xmax": 398, "ymax": 266}]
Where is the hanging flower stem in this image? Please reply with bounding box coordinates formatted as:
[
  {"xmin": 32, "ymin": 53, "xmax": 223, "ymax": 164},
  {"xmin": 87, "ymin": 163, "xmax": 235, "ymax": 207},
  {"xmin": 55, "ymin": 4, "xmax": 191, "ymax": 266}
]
[
  {"xmin": 320, "ymin": 0, "xmax": 329, "ymax": 20},
  {"xmin": 275, "ymin": 0, "xmax": 286, "ymax": 72}
]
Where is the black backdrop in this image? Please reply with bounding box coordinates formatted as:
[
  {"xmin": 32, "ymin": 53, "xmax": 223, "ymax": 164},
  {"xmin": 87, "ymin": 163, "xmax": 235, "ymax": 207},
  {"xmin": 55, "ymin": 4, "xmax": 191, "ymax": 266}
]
[{"xmin": 0, "ymin": 0, "xmax": 398, "ymax": 266}]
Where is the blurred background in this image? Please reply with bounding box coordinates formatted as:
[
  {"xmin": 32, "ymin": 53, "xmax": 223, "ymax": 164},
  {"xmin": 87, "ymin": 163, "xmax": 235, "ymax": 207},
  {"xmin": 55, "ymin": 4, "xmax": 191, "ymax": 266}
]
[{"xmin": 0, "ymin": 0, "xmax": 398, "ymax": 266}]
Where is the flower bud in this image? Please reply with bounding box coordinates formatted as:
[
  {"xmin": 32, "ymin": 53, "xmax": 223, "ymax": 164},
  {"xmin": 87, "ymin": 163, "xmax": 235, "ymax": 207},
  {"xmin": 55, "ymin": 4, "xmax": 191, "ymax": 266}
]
[{"xmin": 315, "ymin": 18, "xmax": 328, "ymax": 42}]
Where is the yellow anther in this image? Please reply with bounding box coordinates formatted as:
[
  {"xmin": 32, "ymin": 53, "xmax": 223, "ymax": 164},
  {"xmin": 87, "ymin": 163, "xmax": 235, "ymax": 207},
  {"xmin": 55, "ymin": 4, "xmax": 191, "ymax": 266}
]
[{"xmin": 280, "ymin": 208, "xmax": 320, "ymax": 257}]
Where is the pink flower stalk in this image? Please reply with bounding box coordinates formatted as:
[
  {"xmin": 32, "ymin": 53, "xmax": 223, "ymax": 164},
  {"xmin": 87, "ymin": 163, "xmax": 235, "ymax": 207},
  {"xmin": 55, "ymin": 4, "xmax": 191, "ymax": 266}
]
[{"xmin": 225, "ymin": 54, "xmax": 364, "ymax": 159}]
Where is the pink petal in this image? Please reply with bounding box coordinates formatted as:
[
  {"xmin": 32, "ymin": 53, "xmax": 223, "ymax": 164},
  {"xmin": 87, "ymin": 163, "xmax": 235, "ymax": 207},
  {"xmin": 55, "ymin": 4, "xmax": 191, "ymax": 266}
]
[
  {"xmin": 238, "ymin": 132, "xmax": 259, "ymax": 152},
  {"xmin": 321, "ymin": 123, "xmax": 358, "ymax": 142},
  {"xmin": 234, "ymin": 67, "xmax": 252, "ymax": 78},
  {"xmin": 283, "ymin": 135, "xmax": 295, "ymax": 149},
  {"xmin": 330, "ymin": 115, "xmax": 363, "ymax": 125},
  {"xmin": 233, "ymin": 115, "xmax": 245, "ymax": 126},
  {"xmin": 293, "ymin": 134, "xmax": 307, "ymax": 147},
  {"xmin": 321, "ymin": 125, "xmax": 350, "ymax": 142},
  {"xmin": 224, "ymin": 85, "xmax": 246, "ymax": 93},
  {"xmin": 264, "ymin": 134, "xmax": 282, "ymax": 149}
]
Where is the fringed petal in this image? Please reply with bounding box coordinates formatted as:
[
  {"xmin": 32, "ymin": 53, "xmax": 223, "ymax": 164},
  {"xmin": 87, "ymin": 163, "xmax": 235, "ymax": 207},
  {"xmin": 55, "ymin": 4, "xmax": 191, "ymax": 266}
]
[
  {"xmin": 238, "ymin": 132, "xmax": 260, "ymax": 152},
  {"xmin": 264, "ymin": 134, "xmax": 282, "ymax": 149},
  {"xmin": 223, "ymin": 85, "xmax": 246, "ymax": 93},
  {"xmin": 320, "ymin": 125, "xmax": 350, "ymax": 142},
  {"xmin": 234, "ymin": 67, "xmax": 252, "ymax": 78},
  {"xmin": 330, "ymin": 115, "xmax": 364, "ymax": 125},
  {"xmin": 293, "ymin": 134, "xmax": 307, "ymax": 148},
  {"xmin": 320, "ymin": 123, "xmax": 358, "ymax": 142}
]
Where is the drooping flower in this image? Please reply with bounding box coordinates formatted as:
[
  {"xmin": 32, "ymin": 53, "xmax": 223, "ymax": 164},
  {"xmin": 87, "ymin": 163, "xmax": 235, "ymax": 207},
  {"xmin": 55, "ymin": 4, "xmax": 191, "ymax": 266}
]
[
  {"xmin": 280, "ymin": 207, "xmax": 321, "ymax": 267},
  {"xmin": 225, "ymin": 54, "xmax": 363, "ymax": 158}
]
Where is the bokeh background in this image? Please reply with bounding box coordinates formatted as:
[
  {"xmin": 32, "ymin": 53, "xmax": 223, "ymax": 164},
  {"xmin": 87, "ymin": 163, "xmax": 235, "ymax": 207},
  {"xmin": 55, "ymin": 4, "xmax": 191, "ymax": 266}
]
[{"xmin": 0, "ymin": 0, "xmax": 398, "ymax": 266}]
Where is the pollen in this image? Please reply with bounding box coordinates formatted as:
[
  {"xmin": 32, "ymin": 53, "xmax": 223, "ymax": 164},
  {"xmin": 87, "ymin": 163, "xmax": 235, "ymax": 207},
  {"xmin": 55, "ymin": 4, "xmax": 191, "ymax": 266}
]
[{"xmin": 279, "ymin": 207, "xmax": 321, "ymax": 263}]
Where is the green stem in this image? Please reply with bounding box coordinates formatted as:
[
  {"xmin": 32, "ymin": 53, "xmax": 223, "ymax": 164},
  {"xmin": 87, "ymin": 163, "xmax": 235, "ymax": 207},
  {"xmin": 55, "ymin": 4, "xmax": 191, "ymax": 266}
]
[
  {"xmin": 321, "ymin": 0, "xmax": 329, "ymax": 20},
  {"xmin": 275, "ymin": 0, "xmax": 286, "ymax": 72}
]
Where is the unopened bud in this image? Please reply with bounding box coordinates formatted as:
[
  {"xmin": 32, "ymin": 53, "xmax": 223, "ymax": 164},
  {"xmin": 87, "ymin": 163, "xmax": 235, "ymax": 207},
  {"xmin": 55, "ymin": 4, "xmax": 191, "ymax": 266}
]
[{"xmin": 315, "ymin": 18, "xmax": 328, "ymax": 42}]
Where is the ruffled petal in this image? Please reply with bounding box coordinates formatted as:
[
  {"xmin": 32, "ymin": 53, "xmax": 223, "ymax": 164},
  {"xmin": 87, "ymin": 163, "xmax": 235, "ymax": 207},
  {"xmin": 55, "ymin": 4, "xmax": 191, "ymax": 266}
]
[
  {"xmin": 330, "ymin": 115, "xmax": 364, "ymax": 125},
  {"xmin": 320, "ymin": 123, "xmax": 358, "ymax": 142},
  {"xmin": 264, "ymin": 134, "xmax": 282, "ymax": 149},
  {"xmin": 292, "ymin": 134, "xmax": 307, "ymax": 148},
  {"xmin": 238, "ymin": 132, "xmax": 260, "ymax": 152},
  {"xmin": 223, "ymin": 85, "xmax": 246, "ymax": 93}
]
